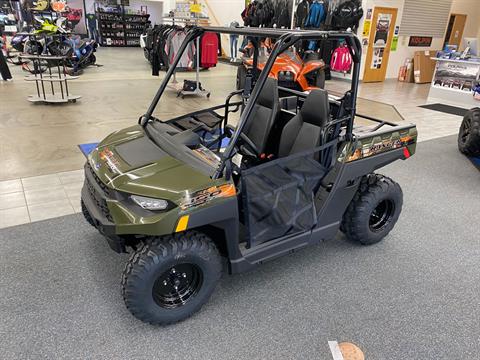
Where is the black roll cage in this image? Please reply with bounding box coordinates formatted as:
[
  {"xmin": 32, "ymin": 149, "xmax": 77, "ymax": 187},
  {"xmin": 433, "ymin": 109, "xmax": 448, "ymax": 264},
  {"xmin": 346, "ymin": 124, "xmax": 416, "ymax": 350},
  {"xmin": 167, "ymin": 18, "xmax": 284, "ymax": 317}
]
[{"xmin": 140, "ymin": 26, "xmax": 362, "ymax": 179}]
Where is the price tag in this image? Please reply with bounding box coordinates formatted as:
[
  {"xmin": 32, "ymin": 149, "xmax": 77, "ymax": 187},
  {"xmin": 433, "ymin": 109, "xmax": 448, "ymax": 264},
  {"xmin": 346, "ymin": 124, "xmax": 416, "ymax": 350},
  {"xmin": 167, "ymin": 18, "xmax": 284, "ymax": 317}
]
[{"xmin": 232, "ymin": 153, "xmax": 243, "ymax": 168}]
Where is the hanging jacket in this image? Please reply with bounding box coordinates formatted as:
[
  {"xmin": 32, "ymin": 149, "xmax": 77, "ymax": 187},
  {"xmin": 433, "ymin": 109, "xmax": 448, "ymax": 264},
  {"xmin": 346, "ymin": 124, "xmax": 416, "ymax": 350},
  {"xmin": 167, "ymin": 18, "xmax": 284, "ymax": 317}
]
[
  {"xmin": 294, "ymin": 0, "xmax": 309, "ymax": 28},
  {"xmin": 248, "ymin": 1, "xmax": 261, "ymax": 27},
  {"xmin": 330, "ymin": 45, "xmax": 352, "ymax": 72},
  {"xmin": 241, "ymin": 2, "xmax": 257, "ymax": 26},
  {"xmin": 304, "ymin": 1, "xmax": 326, "ymax": 28},
  {"xmin": 332, "ymin": 0, "xmax": 363, "ymax": 30},
  {"xmin": 200, "ymin": 32, "xmax": 218, "ymax": 68},
  {"xmin": 168, "ymin": 30, "xmax": 195, "ymax": 69},
  {"xmin": 275, "ymin": 0, "xmax": 293, "ymax": 28}
]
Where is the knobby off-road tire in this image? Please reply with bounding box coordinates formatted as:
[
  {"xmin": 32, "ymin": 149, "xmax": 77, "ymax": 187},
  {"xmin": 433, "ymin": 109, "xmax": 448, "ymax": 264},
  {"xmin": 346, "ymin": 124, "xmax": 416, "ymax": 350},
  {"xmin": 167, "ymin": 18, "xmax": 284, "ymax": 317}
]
[
  {"xmin": 342, "ymin": 174, "xmax": 403, "ymax": 245},
  {"xmin": 458, "ymin": 108, "xmax": 480, "ymax": 157},
  {"xmin": 122, "ymin": 231, "xmax": 222, "ymax": 325}
]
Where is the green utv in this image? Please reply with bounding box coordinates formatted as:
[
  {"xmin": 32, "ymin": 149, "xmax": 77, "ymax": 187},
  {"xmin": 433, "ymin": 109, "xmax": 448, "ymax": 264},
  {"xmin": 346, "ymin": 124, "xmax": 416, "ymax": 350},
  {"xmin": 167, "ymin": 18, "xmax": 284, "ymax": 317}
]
[{"xmin": 81, "ymin": 27, "xmax": 417, "ymax": 325}]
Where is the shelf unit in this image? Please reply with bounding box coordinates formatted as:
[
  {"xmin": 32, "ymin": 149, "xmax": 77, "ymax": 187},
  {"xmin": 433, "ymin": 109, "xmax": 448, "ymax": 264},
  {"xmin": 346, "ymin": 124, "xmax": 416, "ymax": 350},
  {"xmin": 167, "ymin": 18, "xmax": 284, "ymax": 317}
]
[
  {"xmin": 19, "ymin": 35, "xmax": 81, "ymax": 105},
  {"xmin": 96, "ymin": 9, "xmax": 150, "ymax": 47}
]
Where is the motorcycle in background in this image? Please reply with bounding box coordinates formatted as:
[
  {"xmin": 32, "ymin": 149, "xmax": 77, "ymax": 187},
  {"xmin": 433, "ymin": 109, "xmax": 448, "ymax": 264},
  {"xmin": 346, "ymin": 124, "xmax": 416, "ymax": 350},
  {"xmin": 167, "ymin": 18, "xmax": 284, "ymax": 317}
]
[{"xmin": 13, "ymin": 16, "xmax": 98, "ymax": 74}]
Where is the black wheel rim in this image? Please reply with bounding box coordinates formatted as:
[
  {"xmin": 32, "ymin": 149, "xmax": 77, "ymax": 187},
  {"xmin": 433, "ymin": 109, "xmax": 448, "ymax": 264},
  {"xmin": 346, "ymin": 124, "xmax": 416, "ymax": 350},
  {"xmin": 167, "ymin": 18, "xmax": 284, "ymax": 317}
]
[
  {"xmin": 369, "ymin": 199, "xmax": 395, "ymax": 232},
  {"xmin": 152, "ymin": 263, "xmax": 203, "ymax": 309},
  {"xmin": 460, "ymin": 118, "xmax": 471, "ymax": 144}
]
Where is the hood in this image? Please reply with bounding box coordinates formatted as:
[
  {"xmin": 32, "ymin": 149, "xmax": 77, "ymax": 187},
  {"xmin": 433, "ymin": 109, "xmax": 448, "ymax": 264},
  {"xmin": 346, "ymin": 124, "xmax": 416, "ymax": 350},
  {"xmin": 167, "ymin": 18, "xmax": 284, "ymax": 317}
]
[{"xmin": 89, "ymin": 125, "xmax": 218, "ymax": 203}]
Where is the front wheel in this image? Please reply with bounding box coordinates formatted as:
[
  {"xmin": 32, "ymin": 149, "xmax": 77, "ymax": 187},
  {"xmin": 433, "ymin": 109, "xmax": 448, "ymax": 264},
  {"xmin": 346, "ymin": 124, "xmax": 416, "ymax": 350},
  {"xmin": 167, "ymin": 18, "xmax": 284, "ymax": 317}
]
[
  {"xmin": 341, "ymin": 174, "xmax": 403, "ymax": 245},
  {"xmin": 122, "ymin": 231, "xmax": 222, "ymax": 325}
]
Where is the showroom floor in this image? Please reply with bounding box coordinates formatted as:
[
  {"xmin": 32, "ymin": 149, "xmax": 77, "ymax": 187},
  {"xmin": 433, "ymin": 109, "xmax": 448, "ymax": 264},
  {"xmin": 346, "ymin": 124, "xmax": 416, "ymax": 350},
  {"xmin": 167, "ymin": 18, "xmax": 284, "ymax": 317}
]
[
  {"xmin": 1, "ymin": 135, "xmax": 479, "ymax": 359},
  {"xmin": 0, "ymin": 47, "xmax": 467, "ymax": 229}
]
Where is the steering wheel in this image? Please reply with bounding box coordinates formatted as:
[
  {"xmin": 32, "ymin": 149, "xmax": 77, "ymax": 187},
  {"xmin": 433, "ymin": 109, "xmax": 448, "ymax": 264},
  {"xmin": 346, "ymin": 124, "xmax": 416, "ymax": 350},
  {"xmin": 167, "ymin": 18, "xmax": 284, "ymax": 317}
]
[
  {"xmin": 238, "ymin": 132, "xmax": 260, "ymax": 157},
  {"xmin": 224, "ymin": 124, "xmax": 260, "ymax": 157}
]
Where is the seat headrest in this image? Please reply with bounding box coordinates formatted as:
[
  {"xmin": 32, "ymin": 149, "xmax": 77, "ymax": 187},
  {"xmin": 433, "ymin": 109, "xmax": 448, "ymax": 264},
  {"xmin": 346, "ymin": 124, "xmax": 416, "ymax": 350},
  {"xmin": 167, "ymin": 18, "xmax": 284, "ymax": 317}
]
[
  {"xmin": 300, "ymin": 89, "xmax": 330, "ymax": 128},
  {"xmin": 257, "ymin": 77, "xmax": 278, "ymax": 109}
]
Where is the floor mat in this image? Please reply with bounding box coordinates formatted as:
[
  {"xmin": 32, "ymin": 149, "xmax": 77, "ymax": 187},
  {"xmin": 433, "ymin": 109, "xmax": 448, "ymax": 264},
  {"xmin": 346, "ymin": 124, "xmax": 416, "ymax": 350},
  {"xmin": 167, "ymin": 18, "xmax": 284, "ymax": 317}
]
[
  {"xmin": 419, "ymin": 103, "xmax": 468, "ymax": 116},
  {"xmin": 1, "ymin": 135, "xmax": 479, "ymax": 359}
]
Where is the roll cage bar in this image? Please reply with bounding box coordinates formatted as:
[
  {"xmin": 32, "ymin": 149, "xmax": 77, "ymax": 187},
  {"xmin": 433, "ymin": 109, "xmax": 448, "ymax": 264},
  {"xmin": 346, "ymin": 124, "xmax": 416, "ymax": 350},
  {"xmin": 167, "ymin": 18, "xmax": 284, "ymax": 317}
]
[{"xmin": 140, "ymin": 26, "xmax": 362, "ymax": 179}]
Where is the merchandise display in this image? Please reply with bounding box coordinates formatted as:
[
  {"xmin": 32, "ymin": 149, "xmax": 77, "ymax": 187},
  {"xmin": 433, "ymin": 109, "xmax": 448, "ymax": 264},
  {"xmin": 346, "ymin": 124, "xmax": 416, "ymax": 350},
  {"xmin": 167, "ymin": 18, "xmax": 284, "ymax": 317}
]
[
  {"xmin": 11, "ymin": 17, "xmax": 97, "ymax": 75},
  {"xmin": 428, "ymin": 56, "xmax": 480, "ymax": 107},
  {"xmin": 80, "ymin": 26, "xmax": 417, "ymax": 326},
  {"xmin": 236, "ymin": 0, "xmax": 364, "ymax": 83},
  {"xmin": 143, "ymin": 16, "xmax": 219, "ymax": 75},
  {"xmin": 96, "ymin": 5, "xmax": 149, "ymax": 47}
]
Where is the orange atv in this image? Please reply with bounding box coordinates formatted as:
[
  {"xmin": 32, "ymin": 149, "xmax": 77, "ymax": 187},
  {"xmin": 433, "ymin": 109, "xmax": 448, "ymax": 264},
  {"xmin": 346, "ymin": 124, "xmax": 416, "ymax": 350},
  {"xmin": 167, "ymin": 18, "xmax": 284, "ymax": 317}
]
[{"xmin": 236, "ymin": 43, "xmax": 326, "ymax": 92}]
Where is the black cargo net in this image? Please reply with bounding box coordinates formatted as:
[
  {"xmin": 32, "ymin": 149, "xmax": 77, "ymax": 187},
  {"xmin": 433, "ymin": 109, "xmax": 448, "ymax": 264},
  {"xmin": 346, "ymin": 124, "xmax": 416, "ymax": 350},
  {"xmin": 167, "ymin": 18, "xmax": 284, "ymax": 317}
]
[{"xmin": 241, "ymin": 140, "xmax": 337, "ymax": 248}]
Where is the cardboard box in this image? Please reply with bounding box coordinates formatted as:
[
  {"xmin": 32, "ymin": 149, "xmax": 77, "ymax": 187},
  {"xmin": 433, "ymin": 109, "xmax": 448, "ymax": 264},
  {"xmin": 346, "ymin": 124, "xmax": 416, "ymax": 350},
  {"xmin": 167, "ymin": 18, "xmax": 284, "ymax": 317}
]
[
  {"xmin": 398, "ymin": 66, "xmax": 407, "ymax": 81},
  {"xmin": 398, "ymin": 59, "xmax": 414, "ymax": 82},
  {"xmin": 413, "ymin": 50, "xmax": 438, "ymax": 83}
]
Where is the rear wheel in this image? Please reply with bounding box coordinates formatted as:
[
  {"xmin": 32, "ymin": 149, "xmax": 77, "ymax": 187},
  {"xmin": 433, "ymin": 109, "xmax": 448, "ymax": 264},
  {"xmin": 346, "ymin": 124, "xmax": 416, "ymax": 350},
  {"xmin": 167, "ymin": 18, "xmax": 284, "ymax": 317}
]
[
  {"xmin": 342, "ymin": 174, "xmax": 403, "ymax": 245},
  {"xmin": 458, "ymin": 108, "xmax": 480, "ymax": 156},
  {"xmin": 122, "ymin": 231, "xmax": 222, "ymax": 325}
]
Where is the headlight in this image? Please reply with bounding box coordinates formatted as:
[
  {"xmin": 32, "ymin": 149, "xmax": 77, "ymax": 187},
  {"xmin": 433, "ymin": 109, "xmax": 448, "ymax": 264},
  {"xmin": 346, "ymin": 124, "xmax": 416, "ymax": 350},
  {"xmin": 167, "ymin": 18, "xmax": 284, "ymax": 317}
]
[{"xmin": 131, "ymin": 195, "xmax": 168, "ymax": 211}]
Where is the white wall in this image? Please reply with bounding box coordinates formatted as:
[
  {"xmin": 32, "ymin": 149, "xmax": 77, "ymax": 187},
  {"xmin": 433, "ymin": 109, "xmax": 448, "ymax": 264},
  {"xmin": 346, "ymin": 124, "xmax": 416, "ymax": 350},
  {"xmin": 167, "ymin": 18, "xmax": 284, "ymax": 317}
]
[
  {"xmin": 357, "ymin": 0, "xmax": 480, "ymax": 80},
  {"xmin": 449, "ymin": 0, "xmax": 480, "ymax": 48},
  {"xmin": 127, "ymin": 1, "xmax": 164, "ymax": 25},
  {"xmin": 203, "ymin": 0, "xmax": 245, "ymax": 58},
  {"xmin": 162, "ymin": 0, "xmax": 176, "ymax": 13},
  {"xmin": 356, "ymin": 0, "xmax": 445, "ymax": 80}
]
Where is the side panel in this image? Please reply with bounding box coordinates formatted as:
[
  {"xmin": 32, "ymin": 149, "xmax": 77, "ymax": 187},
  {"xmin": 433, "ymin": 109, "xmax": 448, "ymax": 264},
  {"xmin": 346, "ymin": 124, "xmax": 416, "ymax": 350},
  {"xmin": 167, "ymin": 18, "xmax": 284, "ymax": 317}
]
[
  {"xmin": 185, "ymin": 197, "xmax": 242, "ymax": 261},
  {"xmin": 228, "ymin": 144, "xmax": 410, "ymax": 274},
  {"xmin": 317, "ymin": 147, "xmax": 409, "ymax": 227}
]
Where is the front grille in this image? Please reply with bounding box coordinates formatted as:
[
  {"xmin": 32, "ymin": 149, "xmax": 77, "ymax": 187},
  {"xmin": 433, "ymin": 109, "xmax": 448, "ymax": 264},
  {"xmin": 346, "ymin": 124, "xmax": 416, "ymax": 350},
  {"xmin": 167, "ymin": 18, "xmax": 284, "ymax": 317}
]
[
  {"xmin": 85, "ymin": 164, "xmax": 113, "ymax": 222},
  {"xmin": 86, "ymin": 163, "xmax": 111, "ymax": 197}
]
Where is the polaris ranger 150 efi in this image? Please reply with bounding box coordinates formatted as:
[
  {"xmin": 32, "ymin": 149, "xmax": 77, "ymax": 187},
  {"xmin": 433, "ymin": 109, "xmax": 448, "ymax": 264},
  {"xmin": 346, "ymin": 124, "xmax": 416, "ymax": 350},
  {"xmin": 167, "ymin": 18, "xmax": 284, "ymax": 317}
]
[{"xmin": 81, "ymin": 27, "xmax": 417, "ymax": 325}]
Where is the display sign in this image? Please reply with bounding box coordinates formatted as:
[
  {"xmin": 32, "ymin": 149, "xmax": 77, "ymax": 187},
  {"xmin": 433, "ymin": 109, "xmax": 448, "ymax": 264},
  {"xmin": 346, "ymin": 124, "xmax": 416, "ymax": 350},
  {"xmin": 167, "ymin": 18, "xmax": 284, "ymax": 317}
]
[
  {"xmin": 362, "ymin": 20, "xmax": 371, "ymax": 37},
  {"xmin": 433, "ymin": 61, "xmax": 480, "ymax": 93},
  {"xmin": 408, "ymin": 36, "xmax": 433, "ymax": 47},
  {"xmin": 366, "ymin": 8, "xmax": 372, "ymax": 20},
  {"xmin": 370, "ymin": 48, "xmax": 385, "ymax": 69},
  {"xmin": 391, "ymin": 36, "xmax": 398, "ymax": 51},
  {"xmin": 190, "ymin": 3, "xmax": 201, "ymax": 13},
  {"xmin": 373, "ymin": 13, "xmax": 391, "ymax": 47},
  {"xmin": 370, "ymin": 12, "xmax": 392, "ymax": 69}
]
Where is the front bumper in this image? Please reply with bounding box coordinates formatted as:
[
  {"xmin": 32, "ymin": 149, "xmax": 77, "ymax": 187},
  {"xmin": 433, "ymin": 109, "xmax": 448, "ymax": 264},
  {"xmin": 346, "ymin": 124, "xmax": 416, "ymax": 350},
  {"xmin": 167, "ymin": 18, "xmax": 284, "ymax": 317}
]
[{"xmin": 81, "ymin": 164, "xmax": 126, "ymax": 253}]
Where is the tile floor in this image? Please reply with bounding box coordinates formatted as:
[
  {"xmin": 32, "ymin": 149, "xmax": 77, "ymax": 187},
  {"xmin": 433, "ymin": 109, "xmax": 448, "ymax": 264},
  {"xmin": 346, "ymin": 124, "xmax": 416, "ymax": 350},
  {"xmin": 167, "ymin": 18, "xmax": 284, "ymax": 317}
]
[{"xmin": 0, "ymin": 170, "xmax": 83, "ymax": 229}]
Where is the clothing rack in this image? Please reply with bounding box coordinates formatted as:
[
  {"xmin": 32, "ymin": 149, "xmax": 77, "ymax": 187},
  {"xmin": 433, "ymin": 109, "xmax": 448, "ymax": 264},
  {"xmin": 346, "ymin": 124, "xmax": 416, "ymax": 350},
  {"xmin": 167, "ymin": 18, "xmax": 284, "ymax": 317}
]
[
  {"xmin": 162, "ymin": 14, "xmax": 211, "ymax": 99},
  {"xmin": 161, "ymin": 16, "xmax": 181, "ymax": 86}
]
